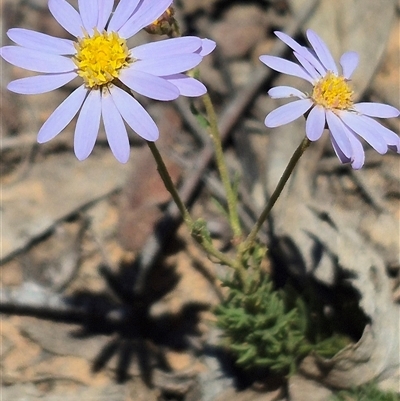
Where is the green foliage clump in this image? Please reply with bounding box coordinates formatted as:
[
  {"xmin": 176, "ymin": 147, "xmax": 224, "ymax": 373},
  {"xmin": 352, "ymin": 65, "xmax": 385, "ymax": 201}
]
[
  {"xmin": 213, "ymin": 243, "xmax": 357, "ymax": 377},
  {"xmin": 331, "ymin": 382, "xmax": 400, "ymax": 401},
  {"xmin": 214, "ymin": 271, "xmax": 312, "ymax": 376}
]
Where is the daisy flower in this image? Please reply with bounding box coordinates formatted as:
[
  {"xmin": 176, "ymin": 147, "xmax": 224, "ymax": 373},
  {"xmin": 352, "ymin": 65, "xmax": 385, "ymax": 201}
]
[
  {"xmin": 0, "ymin": 0, "xmax": 215, "ymax": 163},
  {"xmin": 260, "ymin": 29, "xmax": 400, "ymax": 169}
]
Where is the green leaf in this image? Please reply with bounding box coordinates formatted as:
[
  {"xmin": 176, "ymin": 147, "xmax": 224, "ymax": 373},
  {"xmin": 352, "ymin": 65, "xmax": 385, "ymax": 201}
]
[{"xmin": 236, "ymin": 346, "xmax": 257, "ymax": 366}]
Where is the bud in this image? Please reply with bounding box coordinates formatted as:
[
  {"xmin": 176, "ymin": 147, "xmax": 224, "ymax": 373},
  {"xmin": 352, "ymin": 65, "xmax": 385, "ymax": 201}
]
[{"xmin": 144, "ymin": 6, "xmax": 180, "ymax": 37}]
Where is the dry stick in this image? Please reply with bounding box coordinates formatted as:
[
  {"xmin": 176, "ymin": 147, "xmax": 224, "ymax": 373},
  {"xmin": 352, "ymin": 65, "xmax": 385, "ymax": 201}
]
[{"xmin": 118, "ymin": 0, "xmax": 320, "ymax": 296}]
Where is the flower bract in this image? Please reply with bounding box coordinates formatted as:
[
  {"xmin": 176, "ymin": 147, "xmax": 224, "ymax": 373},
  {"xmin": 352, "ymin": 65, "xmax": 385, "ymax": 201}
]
[
  {"xmin": 260, "ymin": 29, "xmax": 400, "ymax": 169},
  {"xmin": 0, "ymin": 0, "xmax": 215, "ymax": 163}
]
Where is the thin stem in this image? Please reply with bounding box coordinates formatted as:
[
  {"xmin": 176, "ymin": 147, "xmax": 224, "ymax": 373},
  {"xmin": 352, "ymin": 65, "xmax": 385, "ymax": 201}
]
[
  {"xmin": 199, "ymin": 239, "xmax": 239, "ymax": 270},
  {"xmin": 240, "ymin": 137, "xmax": 311, "ymax": 254},
  {"xmin": 147, "ymin": 141, "xmax": 193, "ymax": 228},
  {"xmin": 147, "ymin": 140, "xmax": 239, "ymax": 272},
  {"xmin": 202, "ymin": 92, "xmax": 242, "ymax": 239}
]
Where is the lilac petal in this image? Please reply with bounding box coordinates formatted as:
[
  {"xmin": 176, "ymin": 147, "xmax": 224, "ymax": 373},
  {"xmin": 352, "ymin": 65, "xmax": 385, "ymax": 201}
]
[
  {"xmin": 306, "ymin": 29, "xmax": 338, "ymax": 74},
  {"xmin": 329, "ymin": 114, "xmax": 364, "ymax": 169},
  {"xmin": 131, "ymin": 37, "xmax": 202, "ymax": 59},
  {"xmin": 306, "ymin": 105, "xmax": 326, "ymax": 141},
  {"xmin": 347, "ymin": 129, "xmax": 365, "ymax": 169},
  {"xmin": 101, "ymin": 91, "xmax": 130, "ymax": 163},
  {"xmin": 0, "ymin": 46, "xmax": 76, "ymax": 73},
  {"xmin": 48, "ymin": 0, "xmax": 83, "ymax": 38},
  {"xmin": 339, "ymin": 111, "xmax": 388, "ymax": 154},
  {"xmin": 37, "ymin": 85, "xmax": 88, "ymax": 143},
  {"xmin": 353, "ymin": 102, "xmax": 400, "ymax": 118},
  {"xmin": 110, "ymin": 85, "xmax": 159, "ymax": 141},
  {"xmin": 74, "ymin": 89, "xmax": 101, "ymax": 160},
  {"xmin": 293, "ymin": 51, "xmax": 320, "ymax": 81},
  {"xmin": 274, "ymin": 31, "xmax": 326, "ymax": 76},
  {"xmin": 78, "ymin": 0, "xmax": 98, "ymax": 34},
  {"xmin": 97, "ymin": 0, "xmax": 114, "ymax": 31},
  {"xmin": 356, "ymin": 115, "xmax": 400, "ymax": 151},
  {"xmin": 340, "ymin": 51, "xmax": 359, "ymax": 79},
  {"xmin": 259, "ymin": 55, "xmax": 314, "ymax": 83},
  {"xmin": 119, "ymin": 68, "xmax": 179, "ymax": 101},
  {"xmin": 7, "ymin": 72, "xmax": 76, "ymax": 94},
  {"xmin": 131, "ymin": 54, "xmax": 202, "ymax": 76},
  {"xmin": 265, "ymin": 99, "xmax": 312, "ymax": 128},
  {"xmin": 330, "ymin": 135, "xmax": 351, "ymax": 165},
  {"xmin": 118, "ymin": 0, "xmax": 173, "ymax": 38},
  {"xmin": 7, "ymin": 28, "xmax": 75, "ymax": 55},
  {"xmin": 197, "ymin": 39, "xmax": 216, "ymax": 56},
  {"xmin": 268, "ymin": 86, "xmax": 306, "ymax": 99},
  {"xmin": 326, "ymin": 110, "xmax": 352, "ymax": 158},
  {"xmin": 164, "ymin": 74, "xmax": 207, "ymax": 97},
  {"xmin": 108, "ymin": 0, "xmax": 140, "ymax": 32}
]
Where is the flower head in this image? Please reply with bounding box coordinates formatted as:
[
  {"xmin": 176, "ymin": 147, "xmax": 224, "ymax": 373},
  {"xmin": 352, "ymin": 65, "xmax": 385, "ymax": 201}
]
[
  {"xmin": 260, "ymin": 29, "xmax": 400, "ymax": 169},
  {"xmin": 144, "ymin": 5, "xmax": 179, "ymax": 37},
  {"xmin": 0, "ymin": 0, "xmax": 215, "ymax": 163}
]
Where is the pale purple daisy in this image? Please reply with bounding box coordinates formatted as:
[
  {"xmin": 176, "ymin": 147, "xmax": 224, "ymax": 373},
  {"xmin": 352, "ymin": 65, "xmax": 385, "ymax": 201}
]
[
  {"xmin": 0, "ymin": 0, "xmax": 215, "ymax": 163},
  {"xmin": 260, "ymin": 29, "xmax": 400, "ymax": 169}
]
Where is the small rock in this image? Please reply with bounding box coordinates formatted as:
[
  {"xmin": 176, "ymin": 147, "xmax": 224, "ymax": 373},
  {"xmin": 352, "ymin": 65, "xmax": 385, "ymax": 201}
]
[{"xmin": 288, "ymin": 375, "xmax": 333, "ymax": 401}]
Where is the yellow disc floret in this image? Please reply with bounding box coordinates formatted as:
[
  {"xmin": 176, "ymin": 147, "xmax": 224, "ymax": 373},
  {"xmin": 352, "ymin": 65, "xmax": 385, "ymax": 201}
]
[
  {"xmin": 311, "ymin": 72, "xmax": 354, "ymax": 110},
  {"xmin": 73, "ymin": 29, "xmax": 131, "ymax": 88}
]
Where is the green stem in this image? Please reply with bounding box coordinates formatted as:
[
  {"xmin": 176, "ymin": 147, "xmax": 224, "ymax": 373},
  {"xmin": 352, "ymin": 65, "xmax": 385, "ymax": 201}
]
[
  {"xmin": 202, "ymin": 93, "xmax": 242, "ymax": 240},
  {"xmin": 147, "ymin": 141, "xmax": 193, "ymax": 228},
  {"xmin": 240, "ymin": 137, "xmax": 311, "ymax": 254},
  {"xmin": 147, "ymin": 140, "xmax": 239, "ymax": 272},
  {"xmin": 199, "ymin": 238, "xmax": 239, "ymax": 270}
]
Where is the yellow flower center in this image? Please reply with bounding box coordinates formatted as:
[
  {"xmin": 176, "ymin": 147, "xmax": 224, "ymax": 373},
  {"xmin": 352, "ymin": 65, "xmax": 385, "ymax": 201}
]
[
  {"xmin": 311, "ymin": 72, "xmax": 354, "ymax": 110},
  {"xmin": 73, "ymin": 29, "xmax": 131, "ymax": 88}
]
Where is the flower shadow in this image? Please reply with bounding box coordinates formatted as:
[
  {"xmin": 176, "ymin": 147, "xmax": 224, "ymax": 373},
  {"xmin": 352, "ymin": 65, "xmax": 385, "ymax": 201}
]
[{"xmin": 66, "ymin": 258, "xmax": 209, "ymax": 385}]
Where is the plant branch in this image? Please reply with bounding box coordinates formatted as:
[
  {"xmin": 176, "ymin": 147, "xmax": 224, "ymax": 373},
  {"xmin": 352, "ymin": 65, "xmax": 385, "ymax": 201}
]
[
  {"xmin": 240, "ymin": 137, "xmax": 311, "ymax": 254},
  {"xmin": 147, "ymin": 141, "xmax": 193, "ymax": 228},
  {"xmin": 202, "ymin": 93, "xmax": 242, "ymax": 240}
]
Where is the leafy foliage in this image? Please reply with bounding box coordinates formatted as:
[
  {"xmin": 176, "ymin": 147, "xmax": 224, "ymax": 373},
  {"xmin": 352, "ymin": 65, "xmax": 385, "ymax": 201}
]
[
  {"xmin": 214, "ymin": 269, "xmax": 312, "ymax": 376},
  {"xmin": 214, "ymin": 246, "xmax": 354, "ymax": 377}
]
